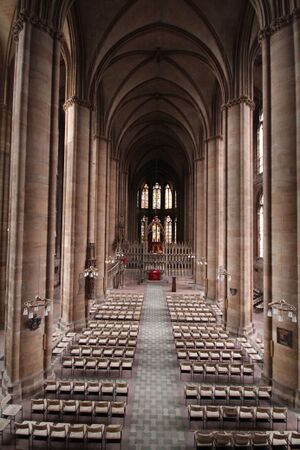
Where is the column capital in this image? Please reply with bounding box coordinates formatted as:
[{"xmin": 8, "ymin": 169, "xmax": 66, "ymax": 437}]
[
  {"xmin": 93, "ymin": 134, "xmax": 111, "ymax": 142},
  {"xmin": 204, "ymin": 134, "xmax": 223, "ymax": 143},
  {"xmin": 221, "ymin": 96, "xmax": 255, "ymax": 112},
  {"xmin": 258, "ymin": 8, "xmax": 300, "ymax": 44},
  {"xmin": 12, "ymin": 8, "xmax": 63, "ymax": 42},
  {"xmin": 63, "ymin": 96, "xmax": 93, "ymax": 111}
]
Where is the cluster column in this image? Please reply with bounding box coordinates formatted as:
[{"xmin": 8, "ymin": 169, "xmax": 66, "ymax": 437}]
[
  {"xmin": 107, "ymin": 157, "xmax": 118, "ymax": 253},
  {"xmin": 95, "ymin": 136, "xmax": 108, "ymax": 298},
  {"xmin": 224, "ymin": 97, "xmax": 253, "ymax": 335},
  {"xmin": 206, "ymin": 136, "xmax": 222, "ymax": 300},
  {"xmin": 3, "ymin": 19, "xmax": 58, "ymax": 398},
  {"xmin": 0, "ymin": 103, "xmax": 12, "ymax": 330},
  {"xmin": 267, "ymin": 14, "xmax": 298, "ymax": 406},
  {"xmin": 194, "ymin": 157, "xmax": 205, "ymax": 286},
  {"xmin": 60, "ymin": 97, "xmax": 90, "ymax": 330}
]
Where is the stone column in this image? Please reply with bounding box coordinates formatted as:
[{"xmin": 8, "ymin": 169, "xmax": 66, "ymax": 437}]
[
  {"xmin": 259, "ymin": 30, "xmax": 273, "ymax": 382},
  {"xmin": 224, "ymin": 97, "xmax": 254, "ymax": 335},
  {"xmin": 3, "ymin": 21, "xmax": 55, "ymax": 398},
  {"xmin": 119, "ymin": 170, "xmax": 128, "ymax": 240},
  {"xmin": 194, "ymin": 157, "xmax": 205, "ymax": 285},
  {"xmin": 96, "ymin": 136, "xmax": 108, "ymax": 298},
  {"xmin": 216, "ymin": 128, "xmax": 226, "ymax": 302},
  {"xmin": 194, "ymin": 158, "xmax": 204, "ymax": 284},
  {"xmin": 269, "ymin": 17, "xmax": 298, "ymax": 406},
  {"xmin": 206, "ymin": 137, "xmax": 220, "ymax": 300},
  {"xmin": 108, "ymin": 157, "xmax": 117, "ymax": 253},
  {"xmin": 60, "ymin": 97, "xmax": 90, "ymax": 330},
  {"xmin": 0, "ymin": 104, "xmax": 12, "ymax": 329},
  {"xmin": 44, "ymin": 37, "xmax": 61, "ymax": 376},
  {"xmin": 294, "ymin": 9, "xmax": 300, "ymax": 407},
  {"xmin": 88, "ymin": 133, "xmax": 97, "ymax": 246}
]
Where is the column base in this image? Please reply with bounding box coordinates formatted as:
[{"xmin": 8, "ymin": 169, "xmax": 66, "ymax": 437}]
[
  {"xmin": 2, "ymin": 368, "xmax": 45, "ymax": 401},
  {"xmin": 226, "ymin": 322, "xmax": 255, "ymax": 336},
  {"xmin": 272, "ymin": 379, "xmax": 296, "ymax": 408},
  {"xmin": 58, "ymin": 317, "xmax": 87, "ymax": 332},
  {"xmin": 294, "ymin": 390, "xmax": 300, "ymax": 409},
  {"xmin": 1, "ymin": 371, "xmax": 22, "ymax": 401},
  {"xmin": 261, "ymin": 371, "xmax": 273, "ymax": 386}
]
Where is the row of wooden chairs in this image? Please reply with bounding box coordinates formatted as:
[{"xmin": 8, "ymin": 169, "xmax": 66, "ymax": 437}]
[
  {"xmin": 70, "ymin": 345, "xmax": 136, "ymax": 358},
  {"xmin": 194, "ymin": 430, "xmax": 300, "ymax": 449},
  {"xmin": 87, "ymin": 321, "xmax": 139, "ymax": 330},
  {"xmin": 178, "ymin": 349, "xmax": 244, "ymax": 362},
  {"xmin": 15, "ymin": 421, "xmax": 122, "ymax": 449},
  {"xmin": 185, "ymin": 384, "xmax": 272, "ymax": 404},
  {"xmin": 62, "ymin": 357, "xmax": 133, "ymax": 376},
  {"xmin": 173, "ymin": 330, "xmax": 229, "ymax": 340},
  {"xmin": 44, "ymin": 380, "xmax": 128, "ymax": 399},
  {"xmin": 80, "ymin": 328, "xmax": 138, "ymax": 338},
  {"xmin": 77, "ymin": 335, "xmax": 137, "ymax": 346},
  {"xmin": 176, "ymin": 339, "xmax": 237, "ymax": 349},
  {"xmin": 188, "ymin": 405, "xmax": 287, "ymax": 430},
  {"xmin": 168, "ymin": 305, "xmax": 209, "ymax": 311},
  {"xmin": 180, "ymin": 361, "xmax": 254, "ymax": 382},
  {"xmin": 170, "ymin": 314, "xmax": 217, "ymax": 323},
  {"xmin": 94, "ymin": 313, "xmax": 141, "ymax": 321},
  {"xmin": 31, "ymin": 399, "xmax": 126, "ymax": 422},
  {"xmin": 172, "ymin": 324, "xmax": 225, "ymax": 332},
  {"xmin": 93, "ymin": 306, "xmax": 142, "ymax": 314},
  {"xmin": 166, "ymin": 294, "xmax": 203, "ymax": 301},
  {"xmin": 106, "ymin": 293, "xmax": 143, "ymax": 300}
]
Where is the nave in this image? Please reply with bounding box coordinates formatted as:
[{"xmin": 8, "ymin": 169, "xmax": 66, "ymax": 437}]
[{"xmin": 0, "ymin": 282, "xmax": 300, "ymax": 449}]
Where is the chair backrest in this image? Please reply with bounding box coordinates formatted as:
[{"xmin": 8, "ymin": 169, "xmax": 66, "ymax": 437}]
[
  {"xmin": 223, "ymin": 406, "xmax": 238, "ymax": 417},
  {"xmin": 234, "ymin": 433, "xmax": 251, "ymax": 445},
  {"xmin": 15, "ymin": 422, "xmax": 30, "ymax": 430},
  {"xmin": 253, "ymin": 432, "xmax": 269, "ymax": 444},
  {"xmin": 215, "ymin": 432, "xmax": 232, "ymax": 446},
  {"xmin": 69, "ymin": 425, "xmax": 85, "ymax": 434},
  {"xmin": 106, "ymin": 424, "xmax": 122, "ymax": 439},
  {"xmin": 195, "ymin": 432, "xmax": 214, "ymax": 444},
  {"xmin": 50, "ymin": 424, "xmax": 66, "ymax": 434}
]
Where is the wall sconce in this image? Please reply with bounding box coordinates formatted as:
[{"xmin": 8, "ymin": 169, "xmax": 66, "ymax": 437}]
[
  {"xmin": 267, "ymin": 298, "xmax": 297, "ymax": 323},
  {"xmin": 23, "ymin": 295, "xmax": 52, "ymax": 330},
  {"xmin": 217, "ymin": 266, "xmax": 231, "ymax": 282},
  {"xmin": 197, "ymin": 256, "xmax": 207, "ymax": 267},
  {"xmin": 230, "ymin": 288, "xmax": 237, "ymax": 296}
]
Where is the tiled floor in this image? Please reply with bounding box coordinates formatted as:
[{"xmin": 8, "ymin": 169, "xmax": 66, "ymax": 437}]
[{"xmin": 125, "ymin": 284, "xmax": 192, "ymax": 450}]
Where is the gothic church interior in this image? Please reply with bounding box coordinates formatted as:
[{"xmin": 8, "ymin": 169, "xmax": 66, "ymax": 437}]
[{"xmin": 0, "ymin": 0, "xmax": 299, "ymax": 448}]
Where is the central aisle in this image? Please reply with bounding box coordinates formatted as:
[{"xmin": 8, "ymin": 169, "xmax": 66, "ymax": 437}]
[{"xmin": 127, "ymin": 284, "xmax": 189, "ymax": 449}]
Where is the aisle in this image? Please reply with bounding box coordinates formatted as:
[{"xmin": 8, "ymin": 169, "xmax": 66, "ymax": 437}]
[{"xmin": 127, "ymin": 284, "xmax": 189, "ymax": 449}]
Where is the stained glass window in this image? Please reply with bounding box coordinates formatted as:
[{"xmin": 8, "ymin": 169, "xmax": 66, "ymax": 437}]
[
  {"xmin": 165, "ymin": 216, "xmax": 172, "ymax": 243},
  {"xmin": 141, "ymin": 184, "xmax": 149, "ymax": 208},
  {"xmin": 165, "ymin": 184, "xmax": 172, "ymax": 209},
  {"xmin": 152, "ymin": 223, "xmax": 161, "ymax": 242},
  {"xmin": 141, "ymin": 216, "xmax": 147, "ymax": 241},
  {"xmin": 152, "ymin": 182, "xmax": 161, "ymax": 209},
  {"xmin": 257, "ymin": 112, "xmax": 263, "ymax": 174}
]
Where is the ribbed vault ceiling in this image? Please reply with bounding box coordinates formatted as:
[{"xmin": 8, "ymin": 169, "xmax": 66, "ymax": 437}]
[{"xmin": 76, "ymin": 0, "xmax": 257, "ymax": 183}]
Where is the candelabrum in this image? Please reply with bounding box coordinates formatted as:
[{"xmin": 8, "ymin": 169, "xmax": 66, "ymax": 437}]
[
  {"xmin": 23, "ymin": 295, "xmax": 52, "ymax": 330},
  {"xmin": 84, "ymin": 265, "xmax": 99, "ymax": 279},
  {"xmin": 267, "ymin": 298, "xmax": 297, "ymax": 323}
]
